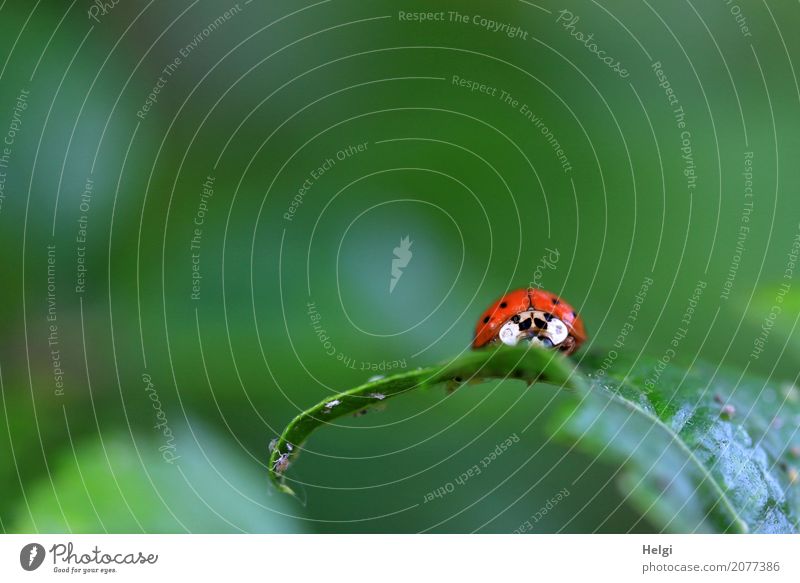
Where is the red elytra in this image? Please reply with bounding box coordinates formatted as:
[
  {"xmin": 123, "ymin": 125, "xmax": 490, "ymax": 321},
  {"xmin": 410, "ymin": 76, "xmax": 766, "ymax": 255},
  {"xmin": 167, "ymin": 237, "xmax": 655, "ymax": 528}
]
[{"xmin": 473, "ymin": 288, "xmax": 587, "ymax": 354}]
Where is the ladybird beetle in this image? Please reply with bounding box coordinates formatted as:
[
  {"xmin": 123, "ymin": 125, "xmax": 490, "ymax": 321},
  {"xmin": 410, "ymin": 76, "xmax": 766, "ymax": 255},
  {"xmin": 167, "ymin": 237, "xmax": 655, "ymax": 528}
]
[{"xmin": 473, "ymin": 288, "xmax": 587, "ymax": 355}]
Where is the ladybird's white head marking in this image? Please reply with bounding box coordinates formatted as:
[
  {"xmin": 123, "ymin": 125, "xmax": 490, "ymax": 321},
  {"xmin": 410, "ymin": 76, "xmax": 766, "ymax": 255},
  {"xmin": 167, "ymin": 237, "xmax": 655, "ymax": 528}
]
[{"xmin": 498, "ymin": 310, "xmax": 569, "ymax": 348}]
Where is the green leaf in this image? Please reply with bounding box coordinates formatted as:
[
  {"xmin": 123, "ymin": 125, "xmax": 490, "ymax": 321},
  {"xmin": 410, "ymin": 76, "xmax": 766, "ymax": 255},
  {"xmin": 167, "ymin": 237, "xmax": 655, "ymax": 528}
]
[
  {"xmin": 560, "ymin": 352, "xmax": 800, "ymax": 533},
  {"xmin": 268, "ymin": 345, "xmax": 584, "ymax": 495},
  {"xmin": 15, "ymin": 422, "xmax": 304, "ymax": 533}
]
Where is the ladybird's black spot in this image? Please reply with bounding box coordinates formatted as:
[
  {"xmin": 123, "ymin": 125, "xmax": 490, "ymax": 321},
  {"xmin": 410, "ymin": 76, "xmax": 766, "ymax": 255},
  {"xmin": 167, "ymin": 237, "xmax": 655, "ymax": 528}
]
[
  {"xmin": 511, "ymin": 314, "xmax": 520, "ymax": 324},
  {"xmin": 533, "ymin": 317, "xmax": 547, "ymax": 329},
  {"xmin": 518, "ymin": 318, "xmax": 533, "ymax": 331},
  {"xmin": 543, "ymin": 312, "xmax": 554, "ymax": 322},
  {"xmin": 572, "ymin": 311, "xmax": 578, "ymax": 318},
  {"xmin": 551, "ymin": 298, "xmax": 560, "ymax": 305},
  {"xmin": 500, "ymin": 302, "xmax": 507, "ymax": 308},
  {"xmin": 483, "ymin": 316, "xmax": 490, "ymax": 324}
]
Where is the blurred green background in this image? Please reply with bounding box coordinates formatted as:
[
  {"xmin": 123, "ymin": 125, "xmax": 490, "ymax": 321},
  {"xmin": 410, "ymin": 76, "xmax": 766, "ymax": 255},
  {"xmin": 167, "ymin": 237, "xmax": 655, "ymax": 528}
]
[{"xmin": 1, "ymin": 0, "xmax": 799, "ymax": 533}]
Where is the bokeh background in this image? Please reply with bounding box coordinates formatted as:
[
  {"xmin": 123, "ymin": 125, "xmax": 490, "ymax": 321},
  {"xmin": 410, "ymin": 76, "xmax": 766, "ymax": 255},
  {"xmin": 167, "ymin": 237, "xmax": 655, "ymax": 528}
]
[{"xmin": 1, "ymin": 0, "xmax": 799, "ymax": 533}]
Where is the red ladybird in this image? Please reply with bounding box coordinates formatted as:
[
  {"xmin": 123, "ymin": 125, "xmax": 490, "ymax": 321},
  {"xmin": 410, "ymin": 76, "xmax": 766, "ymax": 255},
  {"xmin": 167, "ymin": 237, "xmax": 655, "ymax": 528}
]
[{"xmin": 473, "ymin": 288, "xmax": 587, "ymax": 355}]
